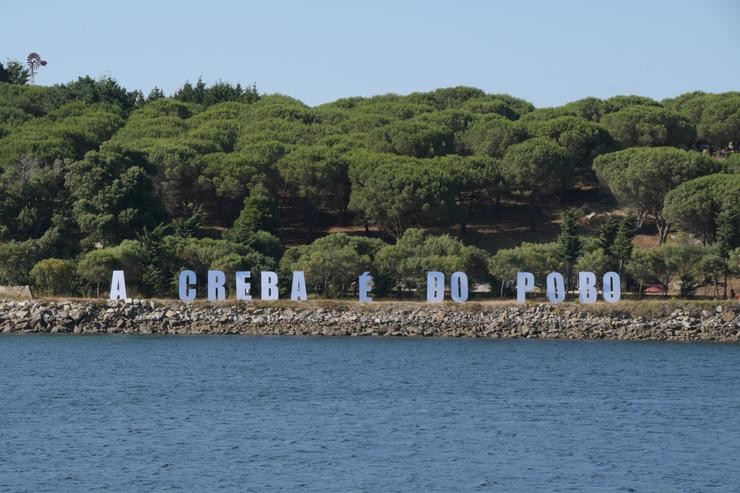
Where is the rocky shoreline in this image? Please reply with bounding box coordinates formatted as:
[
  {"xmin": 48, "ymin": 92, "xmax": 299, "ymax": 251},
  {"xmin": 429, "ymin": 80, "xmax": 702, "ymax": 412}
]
[{"xmin": 0, "ymin": 298, "xmax": 738, "ymax": 342}]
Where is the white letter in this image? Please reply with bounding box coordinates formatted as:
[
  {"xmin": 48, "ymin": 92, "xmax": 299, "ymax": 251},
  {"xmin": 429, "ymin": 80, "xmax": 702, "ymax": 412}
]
[
  {"xmin": 235, "ymin": 271, "xmax": 252, "ymax": 301},
  {"xmin": 109, "ymin": 270, "xmax": 127, "ymax": 301},
  {"xmin": 207, "ymin": 270, "xmax": 226, "ymax": 301},
  {"xmin": 426, "ymin": 271, "xmax": 444, "ymax": 303},
  {"xmin": 546, "ymin": 272, "xmax": 566, "ymax": 304},
  {"xmin": 516, "ymin": 272, "xmax": 534, "ymax": 304},
  {"xmin": 603, "ymin": 272, "xmax": 621, "ymax": 303},
  {"xmin": 290, "ymin": 271, "xmax": 307, "ymax": 301},
  {"xmin": 359, "ymin": 272, "xmax": 373, "ymax": 302},
  {"xmin": 578, "ymin": 272, "xmax": 597, "ymax": 304},
  {"xmin": 450, "ymin": 272, "xmax": 468, "ymax": 303},
  {"xmin": 261, "ymin": 271, "xmax": 279, "ymax": 300},
  {"xmin": 179, "ymin": 270, "xmax": 197, "ymax": 302}
]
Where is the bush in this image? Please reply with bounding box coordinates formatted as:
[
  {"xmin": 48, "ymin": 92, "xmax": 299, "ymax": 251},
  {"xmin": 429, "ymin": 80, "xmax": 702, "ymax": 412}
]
[
  {"xmin": 30, "ymin": 258, "xmax": 77, "ymax": 295},
  {"xmin": 280, "ymin": 233, "xmax": 386, "ymax": 297},
  {"xmin": 377, "ymin": 228, "xmax": 489, "ymax": 297}
]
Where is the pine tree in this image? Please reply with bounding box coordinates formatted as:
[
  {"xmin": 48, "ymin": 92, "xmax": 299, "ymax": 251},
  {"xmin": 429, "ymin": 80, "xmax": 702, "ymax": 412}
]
[
  {"xmin": 612, "ymin": 215, "xmax": 637, "ymax": 275},
  {"xmin": 147, "ymin": 86, "xmax": 165, "ymax": 102},
  {"xmin": 174, "ymin": 206, "xmax": 205, "ymax": 238},
  {"xmin": 137, "ymin": 224, "xmax": 170, "ymax": 296},
  {"xmin": 224, "ymin": 184, "xmax": 279, "ymax": 244},
  {"xmin": 558, "ymin": 208, "xmax": 582, "ymax": 291},
  {"xmin": 598, "ymin": 215, "xmax": 621, "ymax": 253},
  {"xmin": 715, "ymin": 208, "xmax": 738, "ymax": 298}
]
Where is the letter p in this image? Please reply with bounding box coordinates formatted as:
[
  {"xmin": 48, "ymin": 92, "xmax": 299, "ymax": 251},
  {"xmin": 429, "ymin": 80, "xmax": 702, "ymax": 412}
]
[{"xmin": 516, "ymin": 272, "xmax": 534, "ymax": 304}]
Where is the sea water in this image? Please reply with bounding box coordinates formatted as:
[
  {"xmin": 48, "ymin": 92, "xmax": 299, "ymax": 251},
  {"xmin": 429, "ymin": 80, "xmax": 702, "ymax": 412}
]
[{"xmin": 1, "ymin": 336, "xmax": 739, "ymax": 491}]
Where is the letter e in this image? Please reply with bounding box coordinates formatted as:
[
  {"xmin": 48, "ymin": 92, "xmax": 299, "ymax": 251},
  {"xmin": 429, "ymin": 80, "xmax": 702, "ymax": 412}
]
[{"xmin": 235, "ymin": 271, "xmax": 252, "ymax": 301}]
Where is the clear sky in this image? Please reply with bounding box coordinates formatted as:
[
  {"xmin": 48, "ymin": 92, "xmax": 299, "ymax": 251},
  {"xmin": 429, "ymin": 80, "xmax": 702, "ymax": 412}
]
[{"xmin": 1, "ymin": 0, "xmax": 738, "ymax": 107}]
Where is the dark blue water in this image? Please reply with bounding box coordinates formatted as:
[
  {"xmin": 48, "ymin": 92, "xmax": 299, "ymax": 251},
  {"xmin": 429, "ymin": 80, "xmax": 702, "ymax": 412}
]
[{"xmin": 1, "ymin": 336, "xmax": 739, "ymax": 492}]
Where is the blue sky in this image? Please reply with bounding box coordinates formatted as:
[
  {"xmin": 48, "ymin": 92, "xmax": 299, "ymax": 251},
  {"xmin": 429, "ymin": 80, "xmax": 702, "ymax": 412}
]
[{"xmin": 1, "ymin": 0, "xmax": 738, "ymax": 107}]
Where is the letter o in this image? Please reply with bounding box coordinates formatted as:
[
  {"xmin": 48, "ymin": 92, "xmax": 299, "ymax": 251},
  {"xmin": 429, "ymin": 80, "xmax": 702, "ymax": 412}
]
[{"xmin": 450, "ymin": 272, "xmax": 468, "ymax": 303}]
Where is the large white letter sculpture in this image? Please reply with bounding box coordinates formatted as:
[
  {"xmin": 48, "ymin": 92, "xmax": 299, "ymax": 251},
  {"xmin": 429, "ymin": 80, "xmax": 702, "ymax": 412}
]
[
  {"xmin": 516, "ymin": 272, "xmax": 535, "ymax": 304},
  {"xmin": 261, "ymin": 271, "xmax": 279, "ymax": 300},
  {"xmin": 109, "ymin": 270, "xmax": 127, "ymax": 301},
  {"xmin": 579, "ymin": 272, "xmax": 598, "ymax": 304},
  {"xmin": 179, "ymin": 270, "xmax": 197, "ymax": 302},
  {"xmin": 427, "ymin": 271, "xmax": 445, "ymax": 303},
  {"xmin": 291, "ymin": 271, "xmax": 308, "ymax": 301},
  {"xmin": 546, "ymin": 272, "xmax": 566, "ymax": 304},
  {"xmin": 603, "ymin": 271, "xmax": 621, "ymax": 303},
  {"xmin": 235, "ymin": 271, "xmax": 252, "ymax": 301},
  {"xmin": 208, "ymin": 270, "xmax": 226, "ymax": 301},
  {"xmin": 450, "ymin": 272, "xmax": 469, "ymax": 303},
  {"xmin": 359, "ymin": 272, "xmax": 373, "ymax": 302}
]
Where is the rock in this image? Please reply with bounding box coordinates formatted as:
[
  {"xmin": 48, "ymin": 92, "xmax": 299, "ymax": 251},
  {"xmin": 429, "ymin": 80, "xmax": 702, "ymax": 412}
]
[{"xmin": 0, "ymin": 298, "xmax": 737, "ymax": 342}]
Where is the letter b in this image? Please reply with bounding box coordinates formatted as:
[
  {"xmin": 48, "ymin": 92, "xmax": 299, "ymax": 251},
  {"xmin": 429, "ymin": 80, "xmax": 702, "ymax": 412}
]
[
  {"xmin": 427, "ymin": 271, "xmax": 444, "ymax": 303},
  {"xmin": 578, "ymin": 272, "xmax": 597, "ymax": 304},
  {"xmin": 261, "ymin": 271, "xmax": 279, "ymax": 300}
]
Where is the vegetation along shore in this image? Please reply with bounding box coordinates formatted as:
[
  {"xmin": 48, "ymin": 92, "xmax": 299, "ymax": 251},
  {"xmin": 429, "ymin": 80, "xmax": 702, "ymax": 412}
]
[{"xmin": 0, "ymin": 61, "xmax": 739, "ymax": 303}]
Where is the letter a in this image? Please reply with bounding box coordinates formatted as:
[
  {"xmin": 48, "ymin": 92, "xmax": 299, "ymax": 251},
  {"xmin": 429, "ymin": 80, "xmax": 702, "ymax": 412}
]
[
  {"xmin": 291, "ymin": 271, "xmax": 307, "ymax": 301},
  {"xmin": 110, "ymin": 270, "xmax": 127, "ymax": 301}
]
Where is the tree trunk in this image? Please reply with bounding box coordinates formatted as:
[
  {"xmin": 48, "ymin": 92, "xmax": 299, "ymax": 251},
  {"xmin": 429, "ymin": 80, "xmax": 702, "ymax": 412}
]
[
  {"xmin": 636, "ymin": 210, "xmax": 646, "ymax": 229},
  {"xmin": 656, "ymin": 217, "xmax": 670, "ymax": 245}
]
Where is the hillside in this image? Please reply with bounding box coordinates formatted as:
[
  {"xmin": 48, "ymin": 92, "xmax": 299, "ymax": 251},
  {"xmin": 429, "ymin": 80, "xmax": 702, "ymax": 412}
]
[{"xmin": 0, "ymin": 73, "xmax": 738, "ymax": 299}]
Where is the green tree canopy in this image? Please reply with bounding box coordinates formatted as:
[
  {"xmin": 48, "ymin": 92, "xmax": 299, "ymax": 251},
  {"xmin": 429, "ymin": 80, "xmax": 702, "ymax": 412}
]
[
  {"xmin": 594, "ymin": 147, "xmax": 721, "ymax": 243},
  {"xmin": 600, "ymin": 106, "xmax": 696, "ymax": 148},
  {"xmin": 663, "ymin": 173, "xmax": 740, "ymax": 244},
  {"xmin": 501, "ymin": 138, "xmax": 576, "ymax": 230}
]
